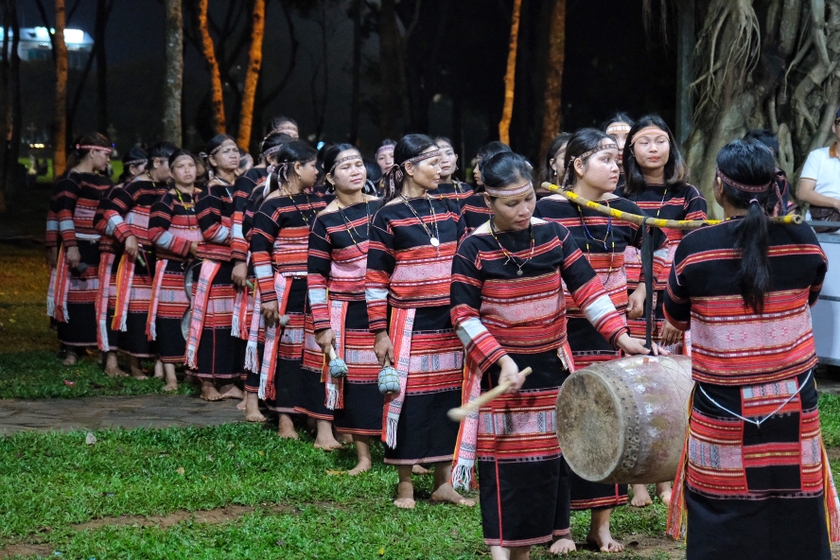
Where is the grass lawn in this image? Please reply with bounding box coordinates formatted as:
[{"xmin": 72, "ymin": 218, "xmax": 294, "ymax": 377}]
[{"xmin": 1, "ymin": 237, "xmax": 839, "ymax": 558}]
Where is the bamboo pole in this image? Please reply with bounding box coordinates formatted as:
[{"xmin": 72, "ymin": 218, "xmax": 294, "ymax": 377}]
[{"xmin": 540, "ymin": 182, "xmax": 802, "ymax": 229}]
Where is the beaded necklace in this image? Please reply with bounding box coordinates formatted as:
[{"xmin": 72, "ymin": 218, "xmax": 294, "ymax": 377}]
[
  {"xmin": 488, "ymin": 219, "xmax": 535, "ymax": 276},
  {"xmin": 336, "ymin": 199, "xmax": 371, "ymax": 254},
  {"xmin": 399, "ymin": 194, "xmax": 441, "ymax": 250}
]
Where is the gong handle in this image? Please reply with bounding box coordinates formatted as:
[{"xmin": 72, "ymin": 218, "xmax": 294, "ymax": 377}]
[{"xmin": 447, "ymin": 367, "xmax": 533, "ymax": 422}]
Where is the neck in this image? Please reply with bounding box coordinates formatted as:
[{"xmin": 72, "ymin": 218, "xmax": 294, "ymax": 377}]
[
  {"xmin": 573, "ymin": 181, "xmax": 609, "ymax": 202},
  {"xmin": 72, "ymin": 159, "xmax": 95, "ymax": 174},
  {"xmin": 642, "ymin": 167, "xmax": 665, "ymax": 184},
  {"xmin": 401, "ymin": 180, "xmax": 427, "ymax": 199},
  {"xmin": 336, "ymin": 189, "xmax": 365, "ymax": 207},
  {"xmin": 214, "ymin": 169, "xmax": 235, "ymax": 183},
  {"xmin": 284, "ymin": 181, "xmax": 305, "ymax": 195}
]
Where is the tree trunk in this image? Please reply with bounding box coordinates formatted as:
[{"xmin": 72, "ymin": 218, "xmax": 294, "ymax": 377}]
[
  {"xmin": 378, "ymin": 0, "xmax": 400, "ymax": 139},
  {"xmin": 499, "ymin": 0, "xmax": 523, "ymax": 145},
  {"xmin": 685, "ymin": 0, "xmax": 840, "ymax": 218},
  {"xmin": 53, "ymin": 0, "xmax": 68, "ymax": 176},
  {"xmin": 349, "ymin": 0, "xmax": 362, "ymax": 146},
  {"xmin": 162, "ymin": 0, "xmax": 183, "ymax": 145},
  {"xmin": 237, "ymin": 0, "xmax": 265, "ymax": 150},
  {"xmin": 539, "ymin": 0, "xmax": 566, "ymax": 157},
  {"xmin": 199, "ymin": 0, "xmax": 226, "ymax": 134}
]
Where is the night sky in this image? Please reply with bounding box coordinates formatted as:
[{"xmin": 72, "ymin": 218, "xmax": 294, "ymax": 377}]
[{"xmin": 18, "ymin": 0, "xmax": 677, "ymax": 161}]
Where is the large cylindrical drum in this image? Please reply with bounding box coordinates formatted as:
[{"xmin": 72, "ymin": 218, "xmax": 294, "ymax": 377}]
[{"xmin": 555, "ymin": 355, "xmax": 693, "ymax": 484}]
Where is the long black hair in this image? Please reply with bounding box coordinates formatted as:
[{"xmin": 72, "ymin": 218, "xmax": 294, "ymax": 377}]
[
  {"xmin": 622, "ymin": 115, "xmax": 687, "ymax": 195},
  {"xmin": 562, "ymin": 128, "xmax": 614, "ymax": 189},
  {"xmin": 540, "ymin": 132, "xmax": 572, "ymax": 185},
  {"xmin": 716, "ymin": 139, "xmax": 780, "ymax": 313},
  {"xmin": 381, "ymin": 134, "xmax": 437, "ymax": 202}
]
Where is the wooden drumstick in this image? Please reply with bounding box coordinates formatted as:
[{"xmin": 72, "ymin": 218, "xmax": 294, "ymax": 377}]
[{"xmin": 447, "ymin": 367, "xmax": 533, "ymax": 422}]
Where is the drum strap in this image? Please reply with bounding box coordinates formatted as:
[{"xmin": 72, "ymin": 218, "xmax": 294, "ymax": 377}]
[{"xmin": 697, "ymin": 369, "xmax": 812, "ymax": 427}]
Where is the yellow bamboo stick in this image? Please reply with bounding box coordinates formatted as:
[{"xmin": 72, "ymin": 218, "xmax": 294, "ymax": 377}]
[{"xmin": 540, "ymin": 182, "xmax": 802, "ymax": 229}]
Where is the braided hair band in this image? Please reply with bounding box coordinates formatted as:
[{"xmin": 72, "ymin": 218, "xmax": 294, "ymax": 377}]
[
  {"xmin": 561, "ymin": 141, "xmax": 619, "ymax": 188},
  {"xmin": 382, "ymin": 149, "xmax": 442, "ymax": 198},
  {"xmin": 485, "ymin": 179, "xmax": 534, "ymax": 198},
  {"xmin": 715, "ymin": 167, "xmax": 772, "ymax": 194}
]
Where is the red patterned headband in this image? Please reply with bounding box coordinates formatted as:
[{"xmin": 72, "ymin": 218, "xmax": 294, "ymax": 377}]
[
  {"xmin": 77, "ymin": 144, "xmax": 112, "ymax": 154},
  {"xmin": 716, "ymin": 167, "xmax": 772, "ymax": 193},
  {"xmin": 329, "ymin": 154, "xmax": 363, "ymax": 174},
  {"xmin": 485, "ymin": 179, "xmax": 534, "ymax": 198}
]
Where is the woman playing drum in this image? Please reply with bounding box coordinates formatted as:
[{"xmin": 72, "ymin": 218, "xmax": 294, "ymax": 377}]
[
  {"xmin": 664, "ymin": 139, "xmax": 839, "ymax": 559},
  {"xmin": 450, "ymin": 151, "xmax": 650, "ymax": 559}
]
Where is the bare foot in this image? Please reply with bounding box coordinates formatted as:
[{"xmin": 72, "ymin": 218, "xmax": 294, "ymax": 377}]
[
  {"xmin": 631, "ymin": 484, "xmax": 653, "ymax": 508},
  {"xmin": 412, "ymin": 464, "xmax": 431, "ymax": 475},
  {"xmin": 549, "ymin": 538, "xmax": 576, "ymax": 555},
  {"xmin": 277, "ymin": 414, "xmax": 299, "ymax": 439},
  {"xmin": 347, "ymin": 456, "xmax": 372, "ymax": 476},
  {"xmin": 587, "ymin": 529, "xmax": 624, "ymax": 553},
  {"xmin": 314, "ymin": 420, "xmax": 343, "ymax": 451},
  {"xmin": 430, "ymin": 482, "xmax": 476, "ymax": 506},
  {"xmin": 244, "ymin": 393, "xmax": 266, "ymax": 422},
  {"xmin": 153, "ymin": 360, "xmax": 164, "ymax": 379},
  {"xmin": 217, "ymin": 384, "xmax": 244, "ymax": 400},
  {"xmin": 656, "ymin": 482, "xmax": 672, "ymax": 505},
  {"xmin": 63, "ymin": 351, "xmax": 78, "ymax": 366},
  {"xmin": 200, "ymin": 381, "xmax": 223, "ymax": 401},
  {"xmin": 394, "ymin": 480, "xmax": 416, "ymax": 509}
]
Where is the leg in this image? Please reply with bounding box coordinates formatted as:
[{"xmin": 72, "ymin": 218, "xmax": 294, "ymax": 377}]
[
  {"xmin": 199, "ymin": 378, "xmax": 223, "ymax": 401},
  {"xmin": 244, "ymin": 392, "xmax": 266, "ymax": 422},
  {"xmin": 656, "ymin": 481, "xmax": 672, "ymax": 504},
  {"xmin": 587, "ymin": 508, "xmax": 623, "ymax": 553},
  {"xmin": 313, "ymin": 419, "xmax": 343, "ymax": 451},
  {"xmin": 163, "ymin": 363, "xmax": 178, "ymax": 392},
  {"xmin": 630, "ymin": 484, "xmax": 653, "ymax": 508},
  {"xmin": 394, "ymin": 464, "xmax": 415, "ymax": 509},
  {"xmin": 129, "ymin": 356, "xmax": 148, "ymax": 380},
  {"xmin": 277, "ymin": 413, "xmax": 299, "ymax": 439},
  {"xmin": 347, "ymin": 435, "xmax": 372, "ymax": 475},
  {"xmin": 430, "ymin": 461, "xmax": 475, "ymax": 506},
  {"xmin": 103, "ymin": 350, "xmax": 127, "ymax": 376}
]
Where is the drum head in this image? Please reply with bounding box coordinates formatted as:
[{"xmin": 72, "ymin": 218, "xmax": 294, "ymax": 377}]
[{"xmin": 556, "ymin": 370, "xmax": 624, "ymax": 482}]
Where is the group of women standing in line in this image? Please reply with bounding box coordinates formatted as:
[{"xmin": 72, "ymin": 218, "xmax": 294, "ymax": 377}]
[{"xmin": 45, "ymin": 111, "xmax": 836, "ymax": 559}]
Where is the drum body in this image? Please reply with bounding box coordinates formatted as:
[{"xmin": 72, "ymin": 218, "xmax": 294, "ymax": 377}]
[{"xmin": 555, "ymin": 355, "xmax": 693, "ymax": 484}]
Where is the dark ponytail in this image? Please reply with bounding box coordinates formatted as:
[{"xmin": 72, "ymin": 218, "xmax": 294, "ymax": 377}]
[{"xmin": 716, "ymin": 139, "xmax": 777, "ymax": 313}]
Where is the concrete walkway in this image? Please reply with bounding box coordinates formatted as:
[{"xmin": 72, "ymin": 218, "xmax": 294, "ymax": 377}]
[{"xmin": 0, "ymin": 395, "xmax": 245, "ymax": 435}]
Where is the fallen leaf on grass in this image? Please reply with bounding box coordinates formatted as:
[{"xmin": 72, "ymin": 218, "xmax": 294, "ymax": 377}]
[
  {"xmin": 176, "ymin": 467, "xmax": 185, "ymax": 476},
  {"xmin": 85, "ymin": 433, "xmax": 97, "ymax": 445}
]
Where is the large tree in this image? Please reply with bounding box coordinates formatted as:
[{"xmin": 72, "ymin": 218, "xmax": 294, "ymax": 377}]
[{"xmin": 678, "ymin": 0, "xmax": 840, "ymax": 216}]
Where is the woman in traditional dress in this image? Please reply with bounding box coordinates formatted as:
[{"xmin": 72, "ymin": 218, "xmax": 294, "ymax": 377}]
[
  {"xmin": 251, "ymin": 141, "xmax": 331, "ymax": 442},
  {"xmin": 434, "ymin": 137, "xmax": 473, "ymax": 206},
  {"xmin": 147, "ymin": 150, "xmax": 203, "ymax": 391},
  {"xmin": 534, "ymin": 128, "xmax": 662, "ymax": 552},
  {"xmin": 619, "ymin": 115, "xmax": 706, "ymax": 507},
  {"xmin": 536, "ymin": 132, "xmax": 572, "ymax": 198},
  {"xmin": 461, "ymin": 142, "xmax": 512, "ymax": 235},
  {"xmin": 95, "ymin": 141, "xmax": 176, "ymax": 379},
  {"xmin": 231, "ymin": 132, "xmax": 294, "ymax": 422},
  {"xmin": 304, "ymin": 144, "xmax": 382, "ymax": 472},
  {"xmin": 663, "ymin": 139, "xmax": 838, "ymax": 559},
  {"xmin": 49, "ymin": 133, "xmax": 114, "ymax": 367},
  {"xmin": 365, "ymin": 133, "xmax": 473, "ymax": 509},
  {"xmin": 186, "ymin": 137, "xmax": 246, "ymax": 402},
  {"xmin": 450, "ymin": 151, "xmax": 651, "ymax": 559}
]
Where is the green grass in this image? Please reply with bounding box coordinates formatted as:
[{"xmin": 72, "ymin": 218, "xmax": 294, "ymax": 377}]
[{"xmin": 0, "ymin": 424, "xmax": 686, "ymax": 559}]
